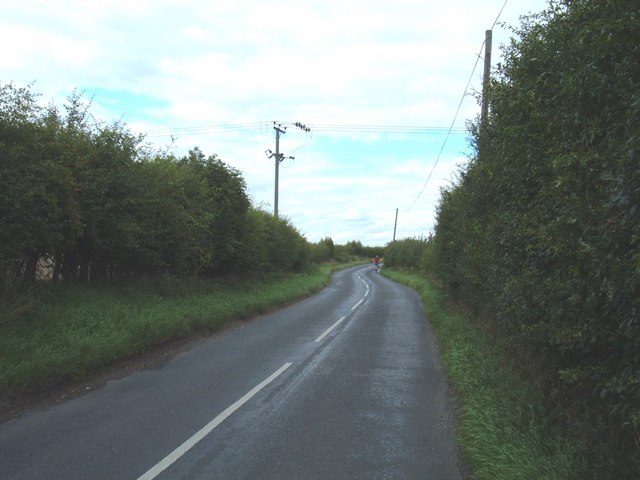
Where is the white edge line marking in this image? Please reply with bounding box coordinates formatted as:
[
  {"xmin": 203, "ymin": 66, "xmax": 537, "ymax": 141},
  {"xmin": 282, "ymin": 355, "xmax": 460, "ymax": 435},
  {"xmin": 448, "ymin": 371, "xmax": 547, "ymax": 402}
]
[
  {"xmin": 314, "ymin": 316, "xmax": 346, "ymax": 343},
  {"xmin": 137, "ymin": 362, "xmax": 293, "ymax": 480},
  {"xmin": 351, "ymin": 298, "xmax": 364, "ymax": 311}
]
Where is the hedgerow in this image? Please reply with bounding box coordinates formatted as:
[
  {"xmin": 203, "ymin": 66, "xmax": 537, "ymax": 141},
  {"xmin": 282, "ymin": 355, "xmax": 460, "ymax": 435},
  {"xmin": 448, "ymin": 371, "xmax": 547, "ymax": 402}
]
[
  {"xmin": 0, "ymin": 84, "xmax": 311, "ymax": 284},
  {"xmin": 423, "ymin": 0, "xmax": 639, "ymax": 476}
]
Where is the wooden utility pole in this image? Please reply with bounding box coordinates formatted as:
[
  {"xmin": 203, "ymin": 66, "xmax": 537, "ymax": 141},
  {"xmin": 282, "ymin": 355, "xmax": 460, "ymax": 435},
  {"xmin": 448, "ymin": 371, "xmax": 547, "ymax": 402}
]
[
  {"xmin": 265, "ymin": 122, "xmax": 310, "ymax": 218},
  {"xmin": 481, "ymin": 29, "xmax": 492, "ymax": 131},
  {"xmin": 393, "ymin": 208, "xmax": 398, "ymax": 242},
  {"xmin": 273, "ymin": 124, "xmax": 285, "ymax": 218}
]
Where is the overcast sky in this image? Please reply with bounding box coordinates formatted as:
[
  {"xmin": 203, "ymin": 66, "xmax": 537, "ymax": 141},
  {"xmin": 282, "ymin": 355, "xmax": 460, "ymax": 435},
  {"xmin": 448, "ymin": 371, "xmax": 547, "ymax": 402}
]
[{"xmin": 2, "ymin": 0, "xmax": 549, "ymax": 246}]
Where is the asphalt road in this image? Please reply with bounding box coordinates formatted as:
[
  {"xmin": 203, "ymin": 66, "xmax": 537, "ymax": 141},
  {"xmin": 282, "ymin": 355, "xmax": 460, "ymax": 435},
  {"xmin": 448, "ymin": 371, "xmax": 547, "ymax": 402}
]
[{"xmin": 0, "ymin": 265, "xmax": 464, "ymax": 479}]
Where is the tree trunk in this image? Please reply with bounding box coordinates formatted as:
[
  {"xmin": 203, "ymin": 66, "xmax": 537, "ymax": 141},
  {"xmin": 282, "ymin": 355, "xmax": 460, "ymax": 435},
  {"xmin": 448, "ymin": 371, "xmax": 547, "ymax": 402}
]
[{"xmin": 23, "ymin": 252, "xmax": 38, "ymax": 282}]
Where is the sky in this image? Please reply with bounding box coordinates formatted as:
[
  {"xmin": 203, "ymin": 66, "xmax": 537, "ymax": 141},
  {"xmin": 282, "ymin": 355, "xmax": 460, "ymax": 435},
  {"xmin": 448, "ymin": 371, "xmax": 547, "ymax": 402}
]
[{"xmin": 1, "ymin": 0, "xmax": 549, "ymax": 246}]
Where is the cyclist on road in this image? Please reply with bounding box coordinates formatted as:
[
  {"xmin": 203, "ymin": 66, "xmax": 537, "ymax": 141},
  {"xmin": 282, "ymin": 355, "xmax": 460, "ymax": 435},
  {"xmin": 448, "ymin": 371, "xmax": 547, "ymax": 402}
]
[{"xmin": 373, "ymin": 255, "xmax": 381, "ymax": 272}]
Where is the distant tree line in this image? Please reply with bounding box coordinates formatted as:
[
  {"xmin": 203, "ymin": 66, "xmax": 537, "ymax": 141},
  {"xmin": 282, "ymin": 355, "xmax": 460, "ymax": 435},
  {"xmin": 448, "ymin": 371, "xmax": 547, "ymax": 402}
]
[
  {"xmin": 0, "ymin": 83, "xmax": 313, "ymax": 283},
  {"xmin": 387, "ymin": 0, "xmax": 639, "ymax": 476},
  {"xmin": 312, "ymin": 237, "xmax": 382, "ymax": 264}
]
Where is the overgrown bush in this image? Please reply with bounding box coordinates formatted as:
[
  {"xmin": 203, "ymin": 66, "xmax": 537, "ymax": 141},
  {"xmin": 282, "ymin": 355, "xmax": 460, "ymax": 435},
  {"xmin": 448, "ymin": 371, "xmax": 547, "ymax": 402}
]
[
  {"xmin": 384, "ymin": 237, "xmax": 428, "ymax": 272},
  {"xmin": 423, "ymin": 0, "xmax": 640, "ymax": 476}
]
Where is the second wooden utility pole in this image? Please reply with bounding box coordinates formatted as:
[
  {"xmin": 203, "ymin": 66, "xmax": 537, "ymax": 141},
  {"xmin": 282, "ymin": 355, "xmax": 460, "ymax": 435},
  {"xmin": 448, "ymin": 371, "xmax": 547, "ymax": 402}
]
[
  {"xmin": 481, "ymin": 29, "xmax": 492, "ymax": 131},
  {"xmin": 393, "ymin": 208, "xmax": 398, "ymax": 242}
]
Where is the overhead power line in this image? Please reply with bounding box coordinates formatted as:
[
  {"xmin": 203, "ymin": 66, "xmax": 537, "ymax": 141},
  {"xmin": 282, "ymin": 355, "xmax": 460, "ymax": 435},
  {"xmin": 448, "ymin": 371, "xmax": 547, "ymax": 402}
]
[
  {"xmin": 404, "ymin": 1, "xmax": 509, "ymax": 212},
  {"xmin": 142, "ymin": 121, "xmax": 466, "ymax": 138},
  {"xmin": 492, "ymin": 0, "xmax": 509, "ymax": 29},
  {"xmin": 404, "ymin": 45, "xmax": 483, "ymax": 212},
  {"xmin": 143, "ymin": 122, "xmax": 264, "ymax": 137},
  {"xmin": 286, "ymin": 123, "xmax": 466, "ymax": 135}
]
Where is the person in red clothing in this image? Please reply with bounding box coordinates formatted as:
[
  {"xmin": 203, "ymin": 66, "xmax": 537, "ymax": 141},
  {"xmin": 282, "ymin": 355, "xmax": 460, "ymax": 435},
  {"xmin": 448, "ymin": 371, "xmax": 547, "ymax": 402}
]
[{"xmin": 373, "ymin": 255, "xmax": 380, "ymax": 272}]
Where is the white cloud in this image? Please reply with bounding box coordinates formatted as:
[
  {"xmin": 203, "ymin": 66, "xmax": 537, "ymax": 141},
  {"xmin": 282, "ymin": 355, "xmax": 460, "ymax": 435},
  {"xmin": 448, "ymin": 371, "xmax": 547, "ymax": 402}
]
[{"xmin": 0, "ymin": 0, "xmax": 549, "ymax": 245}]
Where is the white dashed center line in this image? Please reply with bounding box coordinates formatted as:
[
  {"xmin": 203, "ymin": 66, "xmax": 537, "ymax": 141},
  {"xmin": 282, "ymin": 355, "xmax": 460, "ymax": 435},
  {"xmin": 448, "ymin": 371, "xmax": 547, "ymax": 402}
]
[
  {"xmin": 137, "ymin": 362, "xmax": 293, "ymax": 480},
  {"xmin": 314, "ymin": 316, "xmax": 347, "ymax": 343}
]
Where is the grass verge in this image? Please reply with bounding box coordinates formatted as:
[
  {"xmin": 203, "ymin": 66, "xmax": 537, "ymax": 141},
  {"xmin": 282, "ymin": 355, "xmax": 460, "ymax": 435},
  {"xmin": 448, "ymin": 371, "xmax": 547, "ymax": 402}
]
[
  {"xmin": 384, "ymin": 269, "xmax": 589, "ymax": 480},
  {"xmin": 0, "ymin": 266, "xmax": 335, "ymax": 400}
]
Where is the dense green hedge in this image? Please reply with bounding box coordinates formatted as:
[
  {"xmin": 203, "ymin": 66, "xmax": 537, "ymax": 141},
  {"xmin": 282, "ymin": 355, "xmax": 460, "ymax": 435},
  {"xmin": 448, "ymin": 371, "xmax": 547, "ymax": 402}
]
[
  {"xmin": 408, "ymin": 0, "xmax": 639, "ymax": 476},
  {"xmin": 384, "ymin": 237, "xmax": 427, "ymax": 272},
  {"xmin": 309, "ymin": 237, "xmax": 382, "ymax": 264},
  {"xmin": 0, "ymin": 84, "xmax": 311, "ymax": 283}
]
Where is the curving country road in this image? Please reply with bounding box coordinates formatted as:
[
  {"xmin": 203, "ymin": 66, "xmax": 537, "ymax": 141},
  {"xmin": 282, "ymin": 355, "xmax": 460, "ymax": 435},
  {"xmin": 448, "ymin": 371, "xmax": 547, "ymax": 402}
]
[{"xmin": 0, "ymin": 265, "xmax": 464, "ymax": 479}]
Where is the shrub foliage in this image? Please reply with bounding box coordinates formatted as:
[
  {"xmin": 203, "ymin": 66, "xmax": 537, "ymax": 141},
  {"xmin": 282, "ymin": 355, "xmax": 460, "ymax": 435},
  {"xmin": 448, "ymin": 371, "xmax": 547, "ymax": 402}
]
[
  {"xmin": 399, "ymin": 0, "xmax": 639, "ymax": 476},
  {"xmin": 0, "ymin": 83, "xmax": 311, "ymax": 284}
]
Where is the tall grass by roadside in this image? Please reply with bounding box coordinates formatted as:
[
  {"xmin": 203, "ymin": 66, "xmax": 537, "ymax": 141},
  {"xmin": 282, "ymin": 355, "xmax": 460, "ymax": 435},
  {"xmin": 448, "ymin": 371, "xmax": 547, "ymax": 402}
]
[
  {"xmin": 385, "ymin": 270, "xmax": 589, "ymax": 480},
  {"xmin": 1, "ymin": 267, "xmax": 333, "ymax": 398}
]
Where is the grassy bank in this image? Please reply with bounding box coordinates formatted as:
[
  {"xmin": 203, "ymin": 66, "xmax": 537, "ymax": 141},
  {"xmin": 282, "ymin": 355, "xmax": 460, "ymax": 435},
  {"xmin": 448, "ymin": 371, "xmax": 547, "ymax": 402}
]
[
  {"xmin": 1, "ymin": 266, "xmax": 335, "ymax": 399},
  {"xmin": 385, "ymin": 270, "xmax": 589, "ymax": 480}
]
